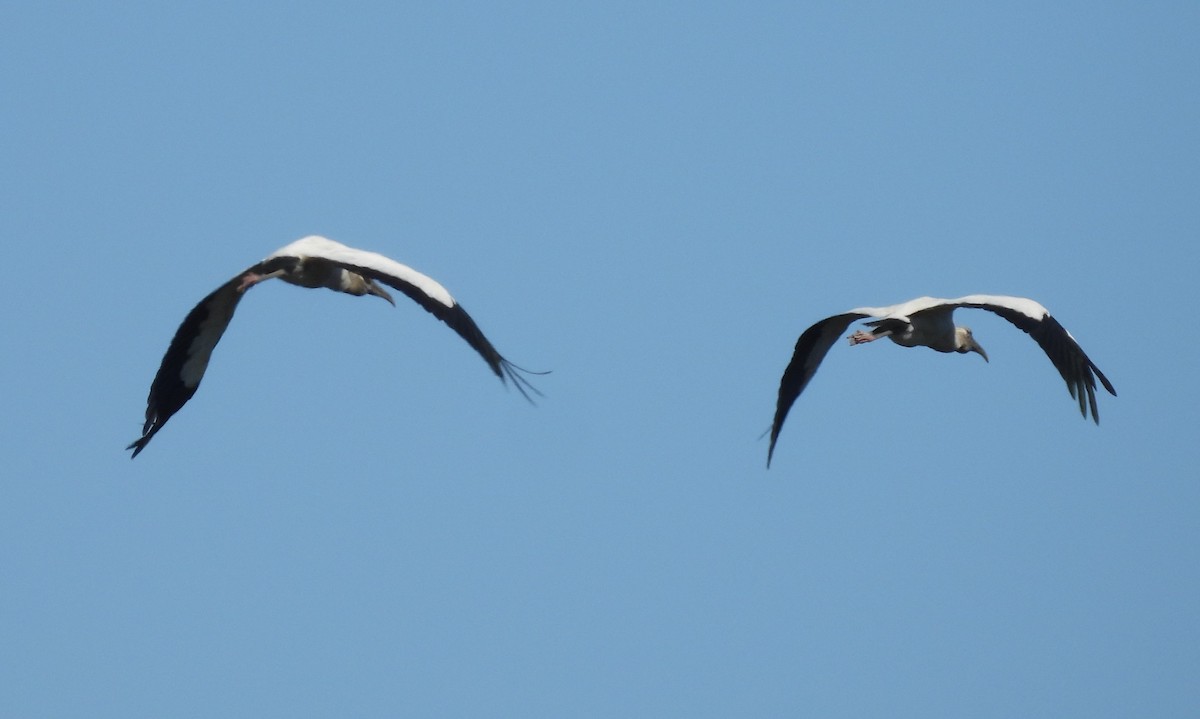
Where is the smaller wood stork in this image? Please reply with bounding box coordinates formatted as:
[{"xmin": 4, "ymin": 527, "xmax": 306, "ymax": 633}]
[
  {"xmin": 128, "ymin": 235, "xmax": 544, "ymax": 458},
  {"xmin": 767, "ymin": 295, "xmax": 1116, "ymax": 466}
]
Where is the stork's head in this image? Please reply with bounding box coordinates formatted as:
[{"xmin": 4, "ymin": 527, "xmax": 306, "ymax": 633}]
[
  {"xmin": 955, "ymin": 326, "xmax": 988, "ymax": 362},
  {"xmin": 364, "ymin": 279, "xmax": 396, "ymax": 306},
  {"xmin": 341, "ymin": 272, "xmax": 395, "ymax": 306}
]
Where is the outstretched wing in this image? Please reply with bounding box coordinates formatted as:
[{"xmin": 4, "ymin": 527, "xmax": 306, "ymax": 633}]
[
  {"xmin": 127, "ymin": 257, "xmax": 295, "ymax": 457},
  {"xmin": 769, "ymin": 312, "xmax": 869, "ymax": 466},
  {"xmin": 281, "ymin": 237, "xmax": 544, "ymax": 401},
  {"xmin": 949, "ymin": 294, "xmax": 1117, "ymax": 422}
]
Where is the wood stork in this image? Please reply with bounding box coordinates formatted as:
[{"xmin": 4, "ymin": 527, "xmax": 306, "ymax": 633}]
[
  {"xmin": 128, "ymin": 235, "xmax": 543, "ymax": 458},
  {"xmin": 767, "ymin": 295, "xmax": 1116, "ymax": 466}
]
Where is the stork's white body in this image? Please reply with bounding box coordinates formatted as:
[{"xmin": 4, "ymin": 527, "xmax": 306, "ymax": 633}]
[
  {"xmin": 767, "ymin": 294, "xmax": 1115, "ymax": 466},
  {"xmin": 868, "ymin": 302, "xmax": 959, "ymax": 351},
  {"xmin": 129, "ymin": 235, "xmax": 541, "ymax": 457},
  {"xmin": 267, "ymin": 236, "xmax": 454, "ymax": 306}
]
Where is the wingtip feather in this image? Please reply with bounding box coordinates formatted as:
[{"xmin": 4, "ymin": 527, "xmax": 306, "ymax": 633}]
[{"xmin": 499, "ymin": 359, "xmax": 549, "ymax": 405}]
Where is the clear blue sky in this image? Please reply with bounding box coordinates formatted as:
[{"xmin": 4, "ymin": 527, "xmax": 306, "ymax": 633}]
[{"xmin": 2, "ymin": 2, "xmax": 1197, "ymax": 716}]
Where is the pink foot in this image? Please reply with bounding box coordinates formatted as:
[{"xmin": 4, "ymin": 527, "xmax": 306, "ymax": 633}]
[
  {"xmin": 848, "ymin": 330, "xmax": 877, "ymax": 345},
  {"xmin": 237, "ymin": 273, "xmax": 262, "ymax": 293}
]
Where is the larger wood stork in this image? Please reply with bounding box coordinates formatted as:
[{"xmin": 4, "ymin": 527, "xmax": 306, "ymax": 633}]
[
  {"xmin": 767, "ymin": 295, "xmax": 1116, "ymax": 466},
  {"xmin": 128, "ymin": 235, "xmax": 543, "ymax": 458}
]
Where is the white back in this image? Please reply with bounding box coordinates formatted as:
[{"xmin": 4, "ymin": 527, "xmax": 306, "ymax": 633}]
[{"xmin": 267, "ymin": 235, "xmax": 456, "ymax": 308}]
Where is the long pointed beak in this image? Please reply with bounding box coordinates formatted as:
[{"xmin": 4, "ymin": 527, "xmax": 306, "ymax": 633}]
[
  {"xmin": 970, "ymin": 340, "xmax": 989, "ymax": 363},
  {"xmin": 368, "ymin": 282, "xmax": 395, "ymax": 306}
]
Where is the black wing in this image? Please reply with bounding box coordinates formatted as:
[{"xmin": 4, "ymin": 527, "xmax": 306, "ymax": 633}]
[
  {"xmin": 329, "ymin": 259, "xmax": 545, "ymax": 402},
  {"xmin": 769, "ymin": 312, "xmax": 867, "ymax": 466},
  {"xmin": 960, "ymin": 301, "xmax": 1117, "ymax": 422},
  {"xmin": 127, "ymin": 258, "xmax": 292, "ymax": 457}
]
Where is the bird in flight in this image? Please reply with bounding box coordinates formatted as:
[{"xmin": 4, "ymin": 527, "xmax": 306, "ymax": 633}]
[
  {"xmin": 767, "ymin": 295, "xmax": 1116, "ymax": 466},
  {"xmin": 128, "ymin": 235, "xmax": 543, "ymax": 458}
]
